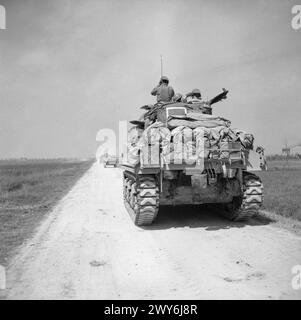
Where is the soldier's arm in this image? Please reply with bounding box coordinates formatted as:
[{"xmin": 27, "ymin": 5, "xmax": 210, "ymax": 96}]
[{"xmin": 151, "ymin": 86, "xmax": 159, "ymax": 96}]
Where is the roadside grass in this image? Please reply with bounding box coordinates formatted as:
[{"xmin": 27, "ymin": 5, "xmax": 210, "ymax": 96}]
[
  {"xmin": 257, "ymin": 160, "xmax": 301, "ymax": 221},
  {"xmin": 0, "ymin": 159, "xmax": 93, "ymax": 265}
]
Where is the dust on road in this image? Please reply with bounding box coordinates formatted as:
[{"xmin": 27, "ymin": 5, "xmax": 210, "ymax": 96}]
[{"xmin": 2, "ymin": 164, "xmax": 301, "ymax": 299}]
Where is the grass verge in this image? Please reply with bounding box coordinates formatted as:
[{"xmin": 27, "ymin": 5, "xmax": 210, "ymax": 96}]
[
  {"xmin": 257, "ymin": 160, "xmax": 301, "ymax": 221},
  {"xmin": 0, "ymin": 159, "xmax": 93, "ymax": 265}
]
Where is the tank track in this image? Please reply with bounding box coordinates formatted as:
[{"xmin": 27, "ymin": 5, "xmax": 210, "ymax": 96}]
[
  {"xmin": 224, "ymin": 172, "xmax": 264, "ymax": 221},
  {"xmin": 123, "ymin": 173, "xmax": 159, "ymax": 226}
]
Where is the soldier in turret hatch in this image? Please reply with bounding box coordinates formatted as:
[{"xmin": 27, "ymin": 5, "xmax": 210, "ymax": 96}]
[{"xmin": 151, "ymin": 76, "xmax": 175, "ymax": 103}]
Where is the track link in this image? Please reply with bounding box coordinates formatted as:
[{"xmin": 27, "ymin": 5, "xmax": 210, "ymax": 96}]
[
  {"xmin": 123, "ymin": 173, "xmax": 159, "ymax": 226},
  {"xmin": 224, "ymin": 172, "xmax": 264, "ymax": 221}
]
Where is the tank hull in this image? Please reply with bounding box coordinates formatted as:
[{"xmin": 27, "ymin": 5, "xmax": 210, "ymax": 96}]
[{"xmin": 122, "ymin": 162, "xmax": 263, "ymax": 225}]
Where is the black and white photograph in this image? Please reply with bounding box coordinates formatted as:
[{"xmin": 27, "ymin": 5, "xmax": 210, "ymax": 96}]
[{"xmin": 0, "ymin": 0, "xmax": 301, "ymax": 305}]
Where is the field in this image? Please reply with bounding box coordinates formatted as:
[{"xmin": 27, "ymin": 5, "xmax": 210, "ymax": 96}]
[
  {"xmin": 0, "ymin": 159, "xmax": 93, "ymax": 265},
  {"xmin": 257, "ymin": 159, "xmax": 301, "ymax": 221}
]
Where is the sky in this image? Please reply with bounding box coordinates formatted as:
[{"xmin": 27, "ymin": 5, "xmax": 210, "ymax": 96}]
[{"xmin": 0, "ymin": 0, "xmax": 300, "ymax": 158}]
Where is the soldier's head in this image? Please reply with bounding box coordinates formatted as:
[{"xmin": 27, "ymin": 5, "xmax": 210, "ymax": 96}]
[
  {"xmin": 191, "ymin": 88, "xmax": 201, "ymax": 98},
  {"xmin": 160, "ymin": 76, "xmax": 169, "ymax": 85}
]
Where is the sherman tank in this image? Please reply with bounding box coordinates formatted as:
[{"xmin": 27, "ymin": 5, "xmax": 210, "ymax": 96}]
[{"xmin": 120, "ymin": 89, "xmax": 264, "ymax": 226}]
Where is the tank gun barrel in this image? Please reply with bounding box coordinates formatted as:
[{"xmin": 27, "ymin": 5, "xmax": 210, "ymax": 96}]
[{"xmin": 208, "ymin": 88, "xmax": 229, "ymax": 106}]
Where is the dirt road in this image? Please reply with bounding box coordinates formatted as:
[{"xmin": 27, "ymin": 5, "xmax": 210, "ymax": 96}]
[{"xmin": 2, "ymin": 164, "xmax": 301, "ymax": 299}]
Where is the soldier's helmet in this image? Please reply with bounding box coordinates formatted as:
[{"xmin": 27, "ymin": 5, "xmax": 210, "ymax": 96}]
[
  {"xmin": 191, "ymin": 88, "xmax": 201, "ymax": 97},
  {"xmin": 160, "ymin": 76, "xmax": 169, "ymax": 84}
]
